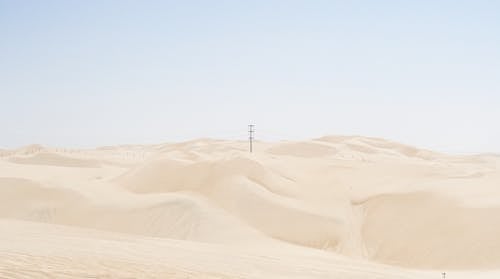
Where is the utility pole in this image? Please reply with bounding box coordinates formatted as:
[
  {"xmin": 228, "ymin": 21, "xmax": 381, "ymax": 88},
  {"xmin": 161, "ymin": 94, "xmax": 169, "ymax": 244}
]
[{"xmin": 248, "ymin": 124, "xmax": 254, "ymax": 153}]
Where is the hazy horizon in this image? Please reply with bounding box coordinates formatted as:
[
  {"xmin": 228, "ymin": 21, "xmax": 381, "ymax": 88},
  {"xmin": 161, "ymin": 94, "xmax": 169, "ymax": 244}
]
[{"xmin": 1, "ymin": 0, "xmax": 499, "ymax": 153}]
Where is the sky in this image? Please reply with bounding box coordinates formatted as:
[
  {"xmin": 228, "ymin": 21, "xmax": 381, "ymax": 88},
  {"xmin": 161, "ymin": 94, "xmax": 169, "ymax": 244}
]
[{"xmin": 1, "ymin": 0, "xmax": 499, "ymax": 153}]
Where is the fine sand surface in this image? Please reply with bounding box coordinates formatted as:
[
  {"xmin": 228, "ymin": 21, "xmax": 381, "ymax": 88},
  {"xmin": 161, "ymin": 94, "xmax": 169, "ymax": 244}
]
[{"xmin": 1, "ymin": 136, "xmax": 500, "ymax": 278}]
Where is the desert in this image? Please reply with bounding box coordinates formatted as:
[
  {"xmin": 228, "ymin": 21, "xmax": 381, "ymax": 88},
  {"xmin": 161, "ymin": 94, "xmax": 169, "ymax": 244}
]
[{"xmin": 1, "ymin": 136, "xmax": 500, "ymax": 278}]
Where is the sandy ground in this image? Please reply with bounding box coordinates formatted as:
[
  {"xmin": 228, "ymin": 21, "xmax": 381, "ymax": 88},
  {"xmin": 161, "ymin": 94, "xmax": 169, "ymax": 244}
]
[{"xmin": 0, "ymin": 136, "xmax": 499, "ymax": 278}]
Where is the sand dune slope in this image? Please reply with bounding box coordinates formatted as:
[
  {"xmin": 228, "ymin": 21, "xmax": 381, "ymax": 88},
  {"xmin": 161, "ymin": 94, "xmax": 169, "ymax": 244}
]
[
  {"xmin": 361, "ymin": 192, "xmax": 500, "ymax": 269},
  {"xmin": 0, "ymin": 177, "xmax": 264, "ymax": 243}
]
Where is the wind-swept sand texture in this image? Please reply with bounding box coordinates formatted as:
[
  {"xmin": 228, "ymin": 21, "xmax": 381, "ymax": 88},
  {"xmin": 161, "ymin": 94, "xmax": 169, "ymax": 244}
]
[{"xmin": 1, "ymin": 136, "xmax": 500, "ymax": 278}]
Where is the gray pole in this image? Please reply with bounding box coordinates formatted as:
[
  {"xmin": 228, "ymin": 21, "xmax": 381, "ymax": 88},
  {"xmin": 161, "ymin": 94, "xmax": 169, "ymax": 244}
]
[{"xmin": 248, "ymin": 124, "xmax": 254, "ymax": 153}]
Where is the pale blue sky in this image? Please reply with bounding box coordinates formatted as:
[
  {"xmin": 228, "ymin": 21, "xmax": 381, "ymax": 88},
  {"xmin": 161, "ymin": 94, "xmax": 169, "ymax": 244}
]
[{"xmin": 1, "ymin": 1, "xmax": 499, "ymax": 153}]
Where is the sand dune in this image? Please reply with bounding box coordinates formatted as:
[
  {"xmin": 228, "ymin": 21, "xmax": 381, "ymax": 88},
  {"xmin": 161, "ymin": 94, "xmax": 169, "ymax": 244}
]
[
  {"xmin": 8, "ymin": 152, "xmax": 101, "ymax": 168},
  {"xmin": 0, "ymin": 177, "xmax": 264, "ymax": 243},
  {"xmin": 267, "ymin": 141, "xmax": 338, "ymax": 157},
  {"xmin": 1, "ymin": 136, "xmax": 499, "ymax": 278},
  {"xmin": 362, "ymin": 192, "xmax": 500, "ymax": 269}
]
